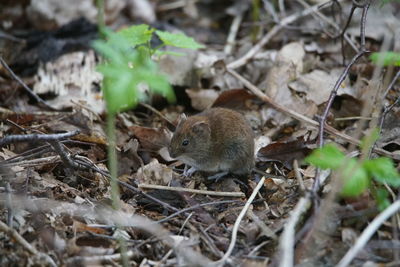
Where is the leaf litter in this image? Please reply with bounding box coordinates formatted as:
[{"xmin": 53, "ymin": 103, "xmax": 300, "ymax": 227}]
[{"xmin": 0, "ymin": 1, "xmax": 400, "ymax": 266}]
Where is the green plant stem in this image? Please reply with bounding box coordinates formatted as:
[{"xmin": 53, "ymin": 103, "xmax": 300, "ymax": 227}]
[
  {"xmin": 96, "ymin": 0, "xmax": 105, "ymax": 31},
  {"xmin": 106, "ymin": 112, "xmax": 128, "ymax": 266},
  {"xmin": 106, "ymin": 113, "xmax": 120, "ymax": 210}
]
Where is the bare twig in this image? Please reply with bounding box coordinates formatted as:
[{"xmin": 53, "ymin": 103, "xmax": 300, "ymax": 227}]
[
  {"xmin": 0, "ymin": 130, "xmax": 80, "ymax": 148},
  {"xmin": 3, "ymin": 196, "xmax": 212, "ymax": 266},
  {"xmin": 337, "ymin": 200, "xmax": 400, "ymax": 267},
  {"xmin": 378, "ymin": 70, "xmax": 400, "ymax": 132},
  {"xmin": 224, "ymin": 12, "xmax": 244, "ymax": 55},
  {"xmin": 0, "ymin": 57, "xmax": 56, "ymax": 111},
  {"xmin": 66, "ymin": 250, "xmax": 136, "ymax": 265},
  {"xmin": 5, "ymin": 183, "xmax": 13, "ymax": 226},
  {"xmin": 247, "ymin": 209, "xmax": 278, "ymax": 240},
  {"xmin": 226, "ymin": 69, "xmax": 395, "ymax": 159},
  {"xmin": 216, "ymin": 176, "xmax": 266, "ymax": 266},
  {"xmin": 157, "ymin": 200, "xmax": 239, "ymax": 223},
  {"xmin": 139, "ymin": 102, "xmax": 175, "ymax": 129},
  {"xmin": 279, "ymin": 195, "xmax": 312, "ymax": 267},
  {"xmin": 296, "ymin": 0, "xmax": 358, "ymax": 53},
  {"xmin": 138, "ymin": 183, "xmax": 245, "ymax": 198},
  {"xmin": 227, "ymin": 0, "xmax": 344, "ymax": 69},
  {"xmin": 73, "ymin": 159, "xmax": 181, "ymax": 212},
  {"xmin": 293, "ymin": 159, "xmax": 305, "ymax": 193},
  {"xmin": 0, "ymin": 220, "xmax": 57, "ymax": 267},
  {"xmin": 314, "ymin": 1, "xmax": 371, "ymax": 193}
]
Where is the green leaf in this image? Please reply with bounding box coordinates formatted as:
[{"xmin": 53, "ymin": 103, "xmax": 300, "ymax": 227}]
[
  {"xmin": 154, "ymin": 50, "xmax": 185, "ymax": 57},
  {"xmin": 118, "ymin": 24, "xmax": 154, "ymax": 46},
  {"xmin": 341, "ymin": 159, "xmax": 369, "ymax": 197},
  {"xmin": 305, "ymin": 143, "xmax": 345, "ymax": 169},
  {"xmin": 370, "ymin": 52, "xmax": 400, "ymax": 67},
  {"xmin": 375, "ymin": 188, "xmax": 390, "ymax": 211},
  {"xmin": 92, "ymin": 28, "xmax": 176, "ymax": 114},
  {"xmin": 363, "ymin": 157, "xmax": 400, "ymax": 187},
  {"xmin": 155, "ymin": 30, "xmax": 205, "ymax": 50}
]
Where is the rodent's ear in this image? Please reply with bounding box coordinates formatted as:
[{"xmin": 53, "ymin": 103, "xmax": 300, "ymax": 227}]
[
  {"xmin": 192, "ymin": 121, "xmax": 210, "ymax": 136},
  {"xmin": 177, "ymin": 113, "xmax": 187, "ymax": 126}
]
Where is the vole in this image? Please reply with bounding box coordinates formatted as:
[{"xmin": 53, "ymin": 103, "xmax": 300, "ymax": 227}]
[{"xmin": 168, "ymin": 107, "xmax": 255, "ymax": 180}]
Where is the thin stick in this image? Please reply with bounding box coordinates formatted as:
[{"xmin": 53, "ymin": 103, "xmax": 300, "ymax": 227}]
[
  {"xmin": 157, "ymin": 200, "xmax": 239, "ymax": 223},
  {"xmin": 0, "ymin": 130, "xmax": 80, "ymax": 148},
  {"xmin": 216, "ymin": 176, "xmax": 266, "ymax": 265},
  {"xmin": 293, "ymin": 160, "xmax": 305, "ymax": 193},
  {"xmin": 279, "ymin": 195, "xmax": 312, "ymax": 267},
  {"xmin": 337, "ymin": 200, "xmax": 400, "ymax": 267},
  {"xmin": 226, "ymin": 69, "xmax": 395, "ymax": 159},
  {"xmin": 66, "ymin": 250, "xmax": 135, "ymax": 265},
  {"xmin": 139, "ymin": 102, "xmax": 175, "ymax": 128},
  {"xmin": 0, "ymin": 57, "xmax": 56, "ymax": 111},
  {"xmin": 0, "ymin": 220, "xmax": 57, "ymax": 267},
  {"xmin": 314, "ymin": 1, "xmax": 371, "ymax": 193},
  {"xmin": 296, "ymin": 0, "xmax": 358, "ymax": 53},
  {"xmin": 227, "ymin": 0, "xmax": 344, "ymax": 69},
  {"xmin": 138, "ymin": 183, "xmax": 245, "ymax": 198},
  {"xmin": 224, "ymin": 13, "xmax": 244, "ymax": 54}
]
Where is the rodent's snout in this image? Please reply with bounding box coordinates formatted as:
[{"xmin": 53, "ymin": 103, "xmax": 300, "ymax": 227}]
[{"xmin": 168, "ymin": 145, "xmax": 176, "ymax": 158}]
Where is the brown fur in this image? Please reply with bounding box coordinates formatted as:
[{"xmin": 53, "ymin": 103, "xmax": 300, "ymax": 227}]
[{"xmin": 168, "ymin": 108, "xmax": 254, "ymax": 175}]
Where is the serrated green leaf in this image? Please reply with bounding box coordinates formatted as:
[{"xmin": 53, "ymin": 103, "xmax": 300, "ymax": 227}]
[
  {"xmin": 370, "ymin": 52, "xmax": 400, "ymax": 66},
  {"xmin": 93, "ymin": 27, "xmax": 176, "ymax": 114},
  {"xmin": 155, "ymin": 30, "xmax": 204, "ymax": 50},
  {"xmin": 118, "ymin": 24, "xmax": 154, "ymax": 46},
  {"xmin": 375, "ymin": 188, "xmax": 390, "ymax": 210},
  {"xmin": 305, "ymin": 143, "xmax": 345, "ymax": 169},
  {"xmin": 341, "ymin": 159, "xmax": 369, "ymax": 197},
  {"xmin": 363, "ymin": 157, "xmax": 400, "ymax": 187}
]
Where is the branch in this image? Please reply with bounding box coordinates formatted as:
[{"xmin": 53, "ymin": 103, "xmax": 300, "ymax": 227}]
[
  {"xmin": 227, "ymin": 0, "xmax": 345, "ymax": 69},
  {"xmin": 216, "ymin": 176, "xmax": 266, "ymax": 265},
  {"xmin": 0, "ymin": 57, "xmax": 57, "ymax": 111},
  {"xmin": 337, "ymin": 200, "xmax": 400, "ymax": 267},
  {"xmin": 138, "ymin": 183, "xmax": 245, "ymax": 198},
  {"xmin": 0, "ymin": 130, "xmax": 80, "ymax": 148}
]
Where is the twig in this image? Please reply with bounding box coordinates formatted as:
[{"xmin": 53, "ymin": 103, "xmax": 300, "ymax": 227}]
[
  {"xmin": 0, "ymin": 130, "xmax": 80, "ymax": 148},
  {"xmin": 198, "ymin": 225, "xmax": 224, "ymax": 258},
  {"xmin": 216, "ymin": 176, "xmax": 266, "ymax": 266},
  {"xmin": 6, "ymin": 196, "xmax": 212, "ymax": 266},
  {"xmin": 383, "ymin": 70, "xmax": 400, "ymax": 98},
  {"xmin": 337, "ymin": 200, "xmax": 400, "ymax": 267},
  {"xmin": 225, "ymin": 69, "xmax": 395, "ymax": 159},
  {"xmin": 279, "ymin": 194, "xmax": 312, "ymax": 267},
  {"xmin": 378, "ymin": 70, "xmax": 400, "ymax": 133},
  {"xmin": 5, "ymin": 183, "xmax": 13, "ymax": 226},
  {"xmin": 296, "ymin": 0, "xmax": 358, "ymax": 53},
  {"xmin": 66, "ymin": 250, "xmax": 135, "ymax": 265},
  {"xmin": 0, "ymin": 220, "xmax": 57, "ymax": 267},
  {"xmin": 224, "ymin": 12, "xmax": 244, "ymax": 54},
  {"xmin": 247, "ymin": 209, "xmax": 278, "ymax": 240},
  {"xmin": 139, "ymin": 102, "xmax": 175, "ymax": 129},
  {"xmin": 0, "ymin": 57, "xmax": 56, "ymax": 111},
  {"xmin": 227, "ymin": 0, "xmax": 344, "ymax": 69},
  {"xmin": 157, "ymin": 200, "xmax": 239, "ymax": 223},
  {"xmin": 314, "ymin": 1, "xmax": 371, "ymax": 193},
  {"xmin": 293, "ymin": 159, "xmax": 305, "ymax": 193},
  {"xmin": 138, "ymin": 183, "xmax": 245, "ymax": 198},
  {"xmin": 74, "ymin": 159, "xmax": 180, "ymax": 212},
  {"xmin": 48, "ymin": 140, "xmax": 87, "ymax": 172}
]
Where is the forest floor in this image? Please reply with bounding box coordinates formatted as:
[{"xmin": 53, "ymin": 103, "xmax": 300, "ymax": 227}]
[{"xmin": 0, "ymin": 0, "xmax": 400, "ymax": 266}]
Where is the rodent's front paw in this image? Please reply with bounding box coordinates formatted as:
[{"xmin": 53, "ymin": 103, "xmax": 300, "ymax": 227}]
[
  {"xmin": 207, "ymin": 171, "xmax": 229, "ymax": 182},
  {"xmin": 183, "ymin": 166, "xmax": 197, "ymax": 177}
]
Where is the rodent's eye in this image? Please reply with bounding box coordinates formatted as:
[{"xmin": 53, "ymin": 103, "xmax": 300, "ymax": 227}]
[{"xmin": 182, "ymin": 139, "xmax": 189, "ymax": 146}]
